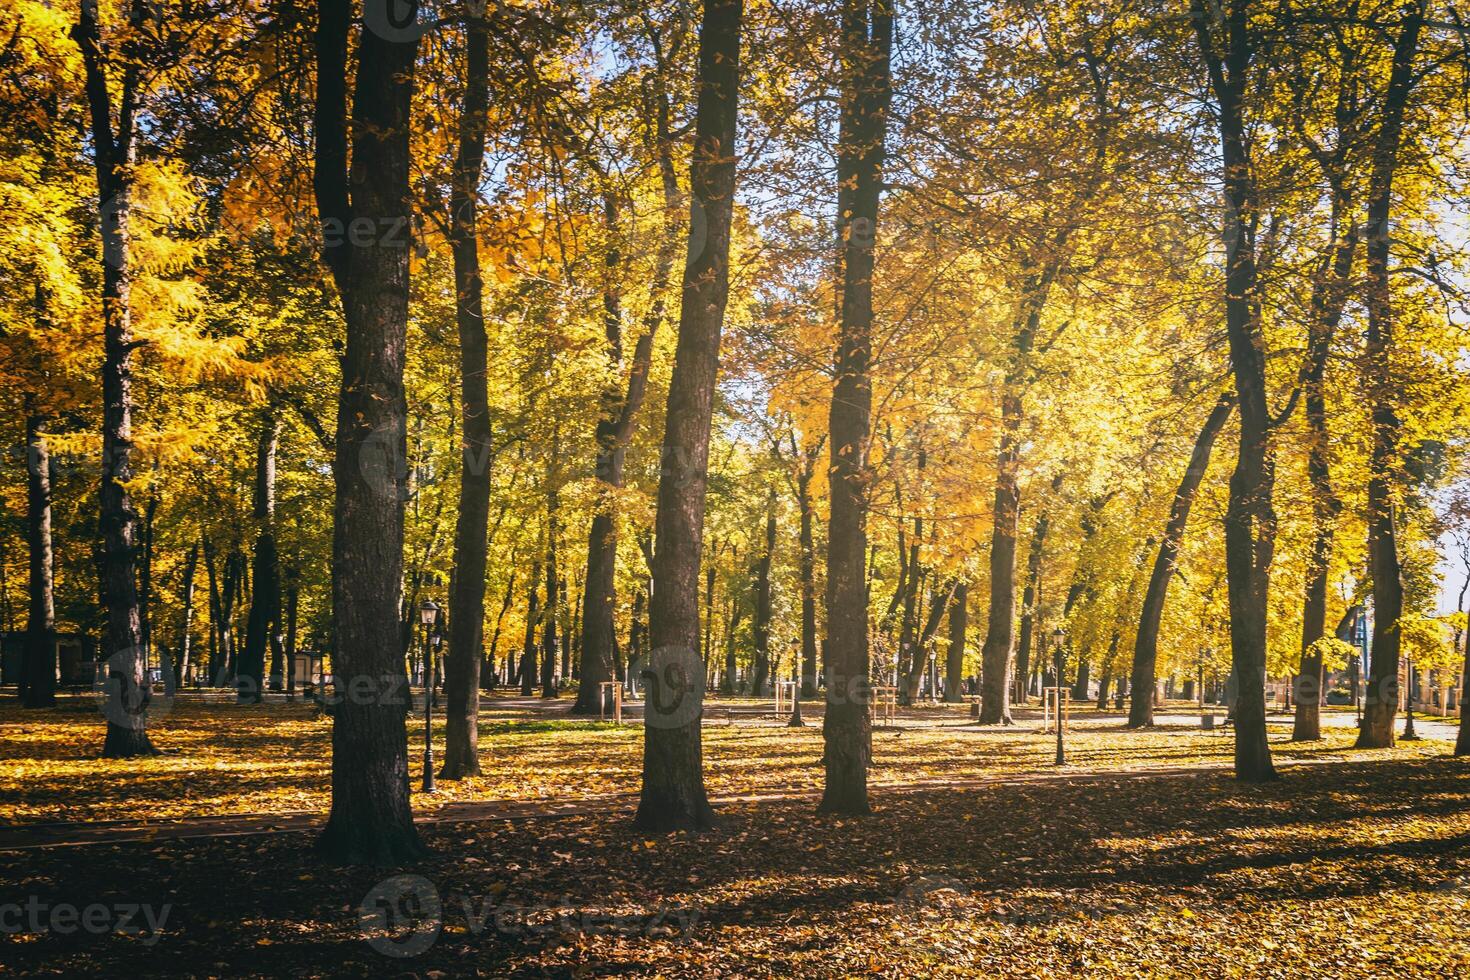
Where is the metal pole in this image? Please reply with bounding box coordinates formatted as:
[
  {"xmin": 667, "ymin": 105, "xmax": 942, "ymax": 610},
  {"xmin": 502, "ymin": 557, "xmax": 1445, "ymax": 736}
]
[
  {"xmin": 1403, "ymin": 654, "xmax": 1420, "ymax": 740},
  {"xmin": 1054, "ymin": 641, "xmax": 1066, "ymax": 766},
  {"xmin": 422, "ymin": 622, "xmax": 436, "ymax": 792},
  {"xmin": 789, "ymin": 649, "xmax": 806, "ymax": 727},
  {"xmin": 1352, "ymin": 653, "xmax": 1361, "ymax": 726}
]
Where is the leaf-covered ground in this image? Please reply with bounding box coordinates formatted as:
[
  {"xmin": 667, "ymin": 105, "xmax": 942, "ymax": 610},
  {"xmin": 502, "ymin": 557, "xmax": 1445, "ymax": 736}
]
[
  {"xmin": 0, "ymin": 693, "xmax": 1454, "ymax": 828},
  {"xmin": 2, "ymin": 756, "xmax": 1468, "ymax": 976}
]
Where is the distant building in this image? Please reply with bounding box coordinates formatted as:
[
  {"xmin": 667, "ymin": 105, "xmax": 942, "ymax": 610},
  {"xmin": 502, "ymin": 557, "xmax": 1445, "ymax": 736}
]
[{"xmin": 0, "ymin": 632, "xmax": 101, "ymax": 688}]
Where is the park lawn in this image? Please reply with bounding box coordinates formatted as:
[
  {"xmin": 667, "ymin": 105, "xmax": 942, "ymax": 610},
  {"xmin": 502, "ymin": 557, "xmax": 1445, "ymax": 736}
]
[
  {"xmin": 0, "ymin": 756, "xmax": 1468, "ymax": 976},
  {"xmin": 0, "ymin": 693, "xmax": 1455, "ymax": 828}
]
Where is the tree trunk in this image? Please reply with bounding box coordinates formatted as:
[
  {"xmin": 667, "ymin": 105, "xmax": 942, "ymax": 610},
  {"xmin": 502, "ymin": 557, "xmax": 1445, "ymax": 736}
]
[
  {"xmin": 282, "ymin": 576, "xmax": 297, "ymax": 697},
  {"xmin": 797, "ymin": 459, "xmax": 820, "ymax": 698},
  {"xmin": 171, "ymin": 543, "xmax": 198, "ymax": 694},
  {"xmin": 542, "ymin": 466, "xmax": 561, "ymax": 699},
  {"xmin": 572, "ymin": 84, "xmax": 680, "ymax": 716},
  {"xmin": 905, "ymin": 579, "xmax": 955, "ymax": 701},
  {"xmin": 1128, "ymin": 391, "xmax": 1235, "ymax": 727},
  {"xmin": 1071, "ymin": 658, "xmax": 1090, "ymax": 702},
  {"xmin": 896, "ymin": 517, "xmax": 922, "ymax": 704},
  {"xmin": 483, "ymin": 568, "xmax": 515, "ymax": 691},
  {"xmin": 978, "ymin": 419, "xmax": 1021, "ymax": 724},
  {"xmin": 978, "ymin": 258, "xmax": 1064, "ymax": 726},
  {"xmin": 74, "ymin": 0, "xmax": 156, "ymax": 757},
  {"xmin": 944, "ymin": 583, "xmax": 968, "ymax": 703},
  {"xmin": 1356, "ymin": 5, "xmax": 1423, "ymax": 749},
  {"xmin": 1015, "ymin": 476, "xmax": 1062, "ymax": 705},
  {"xmin": 1456, "ymin": 623, "xmax": 1470, "ymax": 755},
  {"xmin": 878, "ymin": 517, "xmax": 910, "ymax": 683},
  {"xmin": 520, "ymin": 559, "xmax": 541, "ymax": 697},
  {"xmin": 0, "ymin": 534, "xmax": 10, "ymax": 637},
  {"xmin": 1191, "ymin": 0, "xmax": 1276, "ymax": 780},
  {"xmin": 702, "ymin": 562, "xmax": 717, "ymax": 684},
  {"xmin": 204, "ymin": 540, "xmax": 220, "ymax": 684},
  {"xmin": 139, "ymin": 492, "xmax": 157, "ymax": 693},
  {"xmin": 230, "ymin": 551, "xmax": 245, "ymax": 681},
  {"xmin": 440, "ymin": 10, "xmax": 490, "ymax": 778},
  {"xmin": 577, "ymin": 499, "xmax": 620, "ymax": 706},
  {"xmin": 634, "ymin": 0, "xmax": 743, "ymax": 833},
  {"xmin": 205, "ymin": 541, "xmax": 242, "ymax": 688},
  {"xmin": 628, "ymin": 581, "xmax": 647, "ymax": 693},
  {"xmin": 241, "ymin": 408, "xmax": 281, "ymax": 703},
  {"xmin": 313, "ymin": 0, "xmax": 426, "ymax": 863},
  {"xmin": 749, "ymin": 490, "xmax": 776, "ymax": 698},
  {"xmin": 560, "ymin": 575, "xmax": 572, "ymax": 678},
  {"xmin": 1061, "ymin": 495, "xmax": 1110, "ymax": 632},
  {"xmin": 821, "ymin": 0, "xmax": 892, "ymax": 817},
  {"xmin": 722, "ymin": 596, "xmax": 743, "ymax": 695},
  {"xmin": 1293, "ymin": 195, "xmax": 1357, "ymax": 741},
  {"xmin": 22, "ymin": 411, "xmax": 56, "ymax": 708}
]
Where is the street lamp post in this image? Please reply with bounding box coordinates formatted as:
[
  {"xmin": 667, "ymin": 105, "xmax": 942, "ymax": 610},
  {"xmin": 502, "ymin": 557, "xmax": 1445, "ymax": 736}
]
[
  {"xmin": 1351, "ymin": 653, "xmax": 1361, "ymax": 727},
  {"xmin": 1354, "ymin": 611, "xmax": 1367, "ymax": 728},
  {"xmin": 419, "ymin": 599, "xmax": 440, "ymax": 793},
  {"xmin": 1402, "ymin": 654, "xmax": 1420, "ymax": 741},
  {"xmin": 1053, "ymin": 626, "xmax": 1066, "ymax": 766},
  {"xmin": 788, "ymin": 640, "xmax": 805, "ymax": 728}
]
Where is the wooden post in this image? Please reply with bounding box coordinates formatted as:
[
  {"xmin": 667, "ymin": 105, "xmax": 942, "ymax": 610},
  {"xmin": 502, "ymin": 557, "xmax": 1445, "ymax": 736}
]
[
  {"xmin": 598, "ymin": 680, "xmax": 623, "ymax": 724},
  {"xmin": 1043, "ymin": 686, "xmax": 1070, "ymax": 733},
  {"xmin": 870, "ymin": 684, "xmax": 897, "ymax": 725}
]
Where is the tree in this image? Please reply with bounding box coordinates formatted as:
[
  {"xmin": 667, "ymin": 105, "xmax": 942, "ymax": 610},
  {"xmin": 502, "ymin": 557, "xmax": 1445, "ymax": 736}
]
[
  {"xmin": 1291, "ymin": 142, "xmax": 1359, "ymax": 741},
  {"xmin": 542, "ymin": 449, "xmax": 561, "ymax": 699},
  {"xmin": 820, "ymin": 0, "xmax": 892, "ymax": 817},
  {"xmin": 763, "ymin": 422, "xmax": 825, "ymax": 700},
  {"xmin": 972, "ymin": 33, "xmax": 1116, "ymax": 727},
  {"xmin": 792, "ymin": 437, "xmax": 824, "ymax": 698},
  {"xmin": 165, "ymin": 542, "xmax": 199, "ymax": 695},
  {"xmin": 571, "ymin": 18, "xmax": 684, "ymax": 717},
  {"xmin": 634, "ymin": 0, "xmax": 744, "ymax": 833},
  {"xmin": 73, "ymin": 0, "xmax": 157, "ymax": 757},
  {"xmin": 441, "ymin": 7, "xmax": 491, "ymax": 778},
  {"xmin": 313, "ymin": 0, "xmax": 426, "ymax": 864},
  {"xmin": 1014, "ymin": 476, "xmax": 1062, "ymax": 706},
  {"xmin": 1453, "ymin": 504, "xmax": 1470, "ymax": 756},
  {"xmin": 520, "ymin": 557, "xmax": 542, "ymax": 697},
  {"xmin": 0, "ymin": 3, "xmax": 87, "ymax": 711},
  {"xmin": 904, "ymin": 578, "xmax": 956, "ymax": 701},
  {"xmin": 239, "ymin": 407, "xmax": 281, "ymax": 703},
  {"xmin": 1356, "ymin": 0, "xmax": 1426, "ymax": 750},
  {"xmin": 749, "ymin": 489, "xmax": 776, "ymax": 698},
  {"xmin": 1189, "ymin": 0, "xmax": 1278, "ymax": 781},
  {"xmin": 21, "ymin": 410, "xmax": 55, "ymax": 708},
  {"xmin": 1127, "ymin": 391, "xmax": 1235, "ymax": 728},
  {"xmin": 944, "ymin": 583, "xmax": 968, "ymax": 704},
  {"xmin": 1272, "ymin": 3, "xmax": 1375, "ymax": 744}
]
